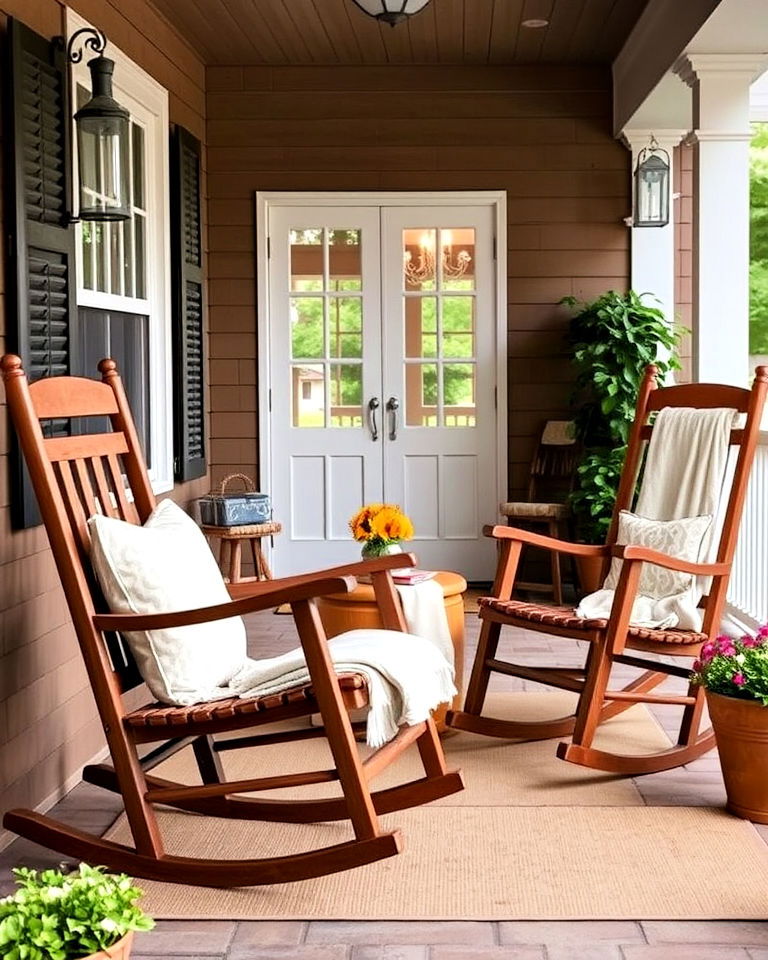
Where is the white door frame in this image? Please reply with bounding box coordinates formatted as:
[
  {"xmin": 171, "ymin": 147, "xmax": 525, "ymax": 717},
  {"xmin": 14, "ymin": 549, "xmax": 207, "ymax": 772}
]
[{"xmin": 255, "ymin": 191, "xmax": 508, "ymax": 570}]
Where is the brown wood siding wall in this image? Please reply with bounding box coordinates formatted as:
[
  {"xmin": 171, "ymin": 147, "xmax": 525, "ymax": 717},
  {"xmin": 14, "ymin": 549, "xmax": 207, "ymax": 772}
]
[
  {"xmin": 205, "ymin": 64, "xmax": 630, "ymax": 508},
  {"xmin": 0, "ymin": 0, "xmax": 208, "ymax": 844}
]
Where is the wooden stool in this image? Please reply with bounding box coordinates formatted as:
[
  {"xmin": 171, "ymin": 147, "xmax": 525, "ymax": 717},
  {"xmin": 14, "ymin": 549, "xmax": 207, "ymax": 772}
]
[{"xmin": 202, "ymin": 521, "xmax": 282, "ymax": 583}]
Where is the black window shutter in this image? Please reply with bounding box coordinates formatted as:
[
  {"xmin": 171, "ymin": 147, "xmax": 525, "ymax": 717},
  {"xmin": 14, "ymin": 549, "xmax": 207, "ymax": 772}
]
[
  {"xmin": 6, "ymin": 19, "xmax": 76, "ymax": 528},
  {"xmin": 170, "ymin": 125, "xmax": 206, "ymax": 482}
]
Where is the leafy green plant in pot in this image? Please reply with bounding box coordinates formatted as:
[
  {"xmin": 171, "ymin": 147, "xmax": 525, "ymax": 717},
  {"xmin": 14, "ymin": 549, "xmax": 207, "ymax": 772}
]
[
  {"xmin": 0, "ymin": 864, "xmax": 154, "ymax": 960},
  {"xmin": 562, "ymin": 290, "xmax": 683, "ymax": 592}
]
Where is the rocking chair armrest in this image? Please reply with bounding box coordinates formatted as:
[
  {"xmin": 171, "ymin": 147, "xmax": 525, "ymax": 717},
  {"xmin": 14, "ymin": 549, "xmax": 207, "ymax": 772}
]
[
  {"xmin": 612, "ymin": 544, "xmax": 731, "ymax": 576},
  {"xmin": 92, "ymin": 575, "xmax": 357, "ymax": 632},
  {"xmin": 483, "ymin": 524, "xmax": 609, "ymax": 558}
]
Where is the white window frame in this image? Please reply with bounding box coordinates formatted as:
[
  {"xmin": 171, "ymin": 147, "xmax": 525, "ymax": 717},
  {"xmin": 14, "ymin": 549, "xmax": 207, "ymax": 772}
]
[{"xmin": 68, "ymin": 10, "xmax": 173, "ymax": 494}]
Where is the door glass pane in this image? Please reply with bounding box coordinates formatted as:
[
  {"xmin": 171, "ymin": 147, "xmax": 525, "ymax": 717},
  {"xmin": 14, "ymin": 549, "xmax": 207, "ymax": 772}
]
[
  {"xmin": 444, "ymin": 363, "xmax": 476, "ymax": 427},
  {"xmin": 132, "ymin": 123, "xmax": 145, "ymax": 210},
  {"xmin": 442, "ymin": 297, "xmax": 474, "ymax": 357},
  {"xmin": 329, "ymin": 298, "xmax": 362, "ymax": 357},
  {"xmin": 109, "ymin": 223, "xmax": 122, "ymax": 295},
  {"xmin": 404, "ymin": 297, "xmax": 436, "ymax": 358},
  {"xmin": 292, "ymin": 364, "xmax": 324, "ymax": 427},
  {"xmin": 291, "ymin": 297, "xmax": 324, "ymax": 358},
  {"xmin": 330, "ymin": 363, "xmax": 363, "ymax": 428},
  {"xmin": 82, "ymin": 223, "xmax": 94, "ymax": 289},
  {"xmin": 403, "ymin": 229, "xmax": 436, "ymax": 291},
  {"xmin": 134, "ymin": 214, "xmax": 146, "ymax": 299},
  {"xmin": 441, "ymin": 228, "xmax": 475, "ymax": 291},
  {"xmin": 406, "ymin": 363, "xmax": 437, "ymax": 426},
  {"xmin": 290, "ymin": 228, "xmax": 323, "ymax": 292},
  {"xmin": 329, "ymin": 229, "xmax": 361, "ymax": 291}
]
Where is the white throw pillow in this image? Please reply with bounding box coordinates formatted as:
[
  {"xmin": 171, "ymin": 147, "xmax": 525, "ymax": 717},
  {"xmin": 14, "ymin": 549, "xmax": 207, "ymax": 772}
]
[
  {"xmin": 88, "ymin": 499, "xmax": 247, "ymax": 705},
  {"xmin": 603, "ymin": 510, "xmax": 712, "ymax": 599}
]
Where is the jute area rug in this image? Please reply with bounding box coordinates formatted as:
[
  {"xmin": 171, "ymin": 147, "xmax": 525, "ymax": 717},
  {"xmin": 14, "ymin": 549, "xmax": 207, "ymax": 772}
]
[{"xmin": 108, "ymin": 692, "xmax": 768, "ymax": 920}]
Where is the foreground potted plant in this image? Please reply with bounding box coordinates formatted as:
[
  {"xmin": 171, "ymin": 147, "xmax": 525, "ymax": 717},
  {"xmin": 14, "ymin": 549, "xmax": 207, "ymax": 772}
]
[
  {"xmin": 692, "ymin": 626, "xmax": 768, "ymax": 823},
  {"xmin": 562, "ymin": 290, "xmax": 683, "ymax": 592},
  {"xmin": 0, "ymin": 864, "xmax": 154, "ymax": 959}
]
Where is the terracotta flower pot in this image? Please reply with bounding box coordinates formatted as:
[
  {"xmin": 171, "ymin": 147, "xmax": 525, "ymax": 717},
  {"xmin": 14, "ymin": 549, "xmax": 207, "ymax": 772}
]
[
  {"xmin": 84, "ymin": 932, "xmax": 134, "ymax": 960},
  {"xmin": 706, "ymin": 690, "xmax": 768, "ymax": 823},
  {"xmin": 574, "ymin": 553, "xmax": 605, "ymax": 596}
]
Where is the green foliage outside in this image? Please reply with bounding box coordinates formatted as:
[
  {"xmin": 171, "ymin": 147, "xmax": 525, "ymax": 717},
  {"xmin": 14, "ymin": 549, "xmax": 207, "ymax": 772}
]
[
  {"xmin": 0, "ymin": 864, "xmax": 154, "ymax": 960},
  {"xmin": 751, "ymin": 123, "xmax": 768, "ymax": 354},
  {"xmin": 290, "ymin": 282, "xmax": 475, "ymax": 408},
  {"xmin": 563, "ymin": 290, "xmax": 683, "ymax": 543}
]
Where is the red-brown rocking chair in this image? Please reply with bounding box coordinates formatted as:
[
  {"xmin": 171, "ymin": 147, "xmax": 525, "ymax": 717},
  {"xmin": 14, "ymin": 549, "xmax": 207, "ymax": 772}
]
[
  {"xmin": 448, "ymin": 364, "xmax": 768, "ymax": 775},
  {"xmin": 1, "ymin": 355, "xmax": 463, "ymax": 886}
]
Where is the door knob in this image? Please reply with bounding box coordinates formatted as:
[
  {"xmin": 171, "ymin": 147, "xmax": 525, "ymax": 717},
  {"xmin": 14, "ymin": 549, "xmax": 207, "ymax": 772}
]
[
  {"xmin": 386, "ymin": 396, "xmax": 399, "ymax": 441},
  {"xmin": 367, "ymin": 397, "xmax": 380, "ymax": 441}
]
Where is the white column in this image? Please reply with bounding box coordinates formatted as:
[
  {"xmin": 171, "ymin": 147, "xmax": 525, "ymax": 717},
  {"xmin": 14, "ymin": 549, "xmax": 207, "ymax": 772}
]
[
  {"xmin": 622, "ymin": 129, "xmax": 687, "ymax": 330},
  {"xmin": 676, "ymin": 54, "xmax": 765, "ymax": 385}
]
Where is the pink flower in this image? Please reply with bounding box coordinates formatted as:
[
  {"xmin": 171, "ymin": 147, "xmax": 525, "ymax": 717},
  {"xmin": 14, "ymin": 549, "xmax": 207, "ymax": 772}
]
[
  {"xmin": 758, "ymin": 625, "xmax": 768, "ymax": 637},
  {"xmin": 742, "ymin": 635, "xmax": 759, "ymax": 648},
  {"xmin": 699, "ymin": 640, "xmax": 718, "ymax": 663},
  {"xmin": 692, "ymin": 659, "xmax": 702, "ymax": 672},
  {"xmin": 717, "ymin": 638, "xmax": 737, "ymax": 657},
  {"xmin": 732, "ymin": 672, "xmax": 746, "ymax": 687}
]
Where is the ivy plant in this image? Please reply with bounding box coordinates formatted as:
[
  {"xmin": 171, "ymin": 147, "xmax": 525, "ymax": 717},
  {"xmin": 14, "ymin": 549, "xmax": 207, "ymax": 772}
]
[
  {"xmin": 562, "ymin": 290, "xmax": 683, "ymax": 543},
  {"xmin": 0, "ymin": 864, "xmax": 154, "ymax": 960}
]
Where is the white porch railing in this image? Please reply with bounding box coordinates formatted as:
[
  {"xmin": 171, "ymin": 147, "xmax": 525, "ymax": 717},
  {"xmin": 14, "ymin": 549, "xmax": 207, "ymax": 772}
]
[{"xmin": 727, "ymin": 431, "xmax": 768, "ymax": 629}]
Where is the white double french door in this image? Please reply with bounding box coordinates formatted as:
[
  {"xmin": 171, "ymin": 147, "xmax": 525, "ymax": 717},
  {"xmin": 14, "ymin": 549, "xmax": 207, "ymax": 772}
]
[{"xmin": 263, "ymin": 196, "xmax": 503, "ymax": 579}]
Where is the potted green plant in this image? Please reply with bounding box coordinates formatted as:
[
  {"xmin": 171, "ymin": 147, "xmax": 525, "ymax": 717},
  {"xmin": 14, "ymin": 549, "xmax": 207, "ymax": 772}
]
[
  {"xmin": 0, "ymin": 864, "xmax": 154, "ymax": 960},
  {"xmin": 562, "ymin": 290, "xmax": 683, "ymax": 591},
  {"xmin": 691, "ymin": 627, "xmax": 768, "ymax": 823}
]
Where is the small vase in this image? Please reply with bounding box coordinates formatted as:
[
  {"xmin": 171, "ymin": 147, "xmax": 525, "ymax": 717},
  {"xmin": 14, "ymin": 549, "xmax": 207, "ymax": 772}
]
[{"xmin": 361, "ymin": 541, "xmax": 403, "ymax": 560}]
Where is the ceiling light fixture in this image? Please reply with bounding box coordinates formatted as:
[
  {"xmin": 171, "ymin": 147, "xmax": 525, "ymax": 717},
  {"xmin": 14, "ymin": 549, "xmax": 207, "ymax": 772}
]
[
  {"xmin": 521, "ymin": 18, "xmax": 549, "ymax": 28},
  {"xmin": 350, "ymin": 0, "xmax": 433, "ymax": 27}
]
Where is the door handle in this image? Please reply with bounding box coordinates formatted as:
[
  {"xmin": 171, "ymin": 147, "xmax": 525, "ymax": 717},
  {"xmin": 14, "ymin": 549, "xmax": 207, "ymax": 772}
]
[
  {"xmin": 386, "ymin": 396, "xmax": 399, "ymax": 441},
  {"xmin": 367, "ymin": 397, "xmax": 380, "ymax": 441}
]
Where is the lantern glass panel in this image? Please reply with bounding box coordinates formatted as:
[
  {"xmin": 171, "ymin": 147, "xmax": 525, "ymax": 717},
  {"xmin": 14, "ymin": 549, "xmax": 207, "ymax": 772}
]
[
  {"xmin": 77, "ymin": 113, "xmax": 131, "ymax": 221},
  {"xmin": 634, "ymin": 152, "xmax": 669, "ymax": 227}
]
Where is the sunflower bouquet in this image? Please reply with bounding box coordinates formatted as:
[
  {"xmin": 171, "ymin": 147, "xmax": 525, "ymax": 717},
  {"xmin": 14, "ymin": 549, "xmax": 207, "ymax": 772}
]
[{"xmin": 349, "ymin": 503, "xmax": 414, "ymax": 558}]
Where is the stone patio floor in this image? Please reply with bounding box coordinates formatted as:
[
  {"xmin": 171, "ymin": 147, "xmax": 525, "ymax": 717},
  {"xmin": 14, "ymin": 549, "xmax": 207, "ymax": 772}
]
[{"xmin": 2, "ymin": 602, "xmax": 768, "ymax": 959}]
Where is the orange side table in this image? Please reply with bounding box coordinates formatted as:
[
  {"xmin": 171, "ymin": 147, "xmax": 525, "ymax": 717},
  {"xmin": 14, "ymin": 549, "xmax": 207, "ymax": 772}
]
[{"xmin": 316, "ymin": 570, "xmax": 466, "ymax": 732}]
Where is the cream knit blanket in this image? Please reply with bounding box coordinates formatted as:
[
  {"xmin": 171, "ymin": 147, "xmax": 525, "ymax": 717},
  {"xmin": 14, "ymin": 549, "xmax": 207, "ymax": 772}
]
[{"xmin": 576, "ymin": 406, "xmax": 736, "ymax": 630}]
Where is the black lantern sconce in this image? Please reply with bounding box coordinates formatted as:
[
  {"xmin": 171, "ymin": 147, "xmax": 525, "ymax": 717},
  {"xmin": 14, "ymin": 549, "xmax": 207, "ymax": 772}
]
[
  {"xmin": 633, "ymin": 135, "xmax": 670, "ymax": 228},
  {"xmin": 63, "ymin": 27, "xmax": 131, "ymax": 222},
  {"xmin": 350, "ymin": 0, "xmax": 433, "ymax": 27}
]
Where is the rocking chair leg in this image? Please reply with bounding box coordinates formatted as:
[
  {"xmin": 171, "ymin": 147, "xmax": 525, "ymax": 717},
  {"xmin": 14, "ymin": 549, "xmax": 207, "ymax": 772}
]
[
  {"xmin": 678, "ymin": 682, "xmax": 707, "ymax": 745},
  {"xmin": 417, "ymin": 716, "xmax": 449, "ymax": 777},
  {"xmin": 291, "ymin": 600, "xmax": 381, "ymax": 841},
  {"xmin": 193, "ymin": 735, "xmax": 224, "ymax": 783},
  {"xmin": 462, "ymin": 619, "xmax": 501, "ymax": 715}
]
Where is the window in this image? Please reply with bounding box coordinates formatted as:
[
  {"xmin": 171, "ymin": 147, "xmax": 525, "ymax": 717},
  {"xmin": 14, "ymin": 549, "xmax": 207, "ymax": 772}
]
[{"xmin": 69, "ymin": 10, "xmax": 172, "ymax": 493}]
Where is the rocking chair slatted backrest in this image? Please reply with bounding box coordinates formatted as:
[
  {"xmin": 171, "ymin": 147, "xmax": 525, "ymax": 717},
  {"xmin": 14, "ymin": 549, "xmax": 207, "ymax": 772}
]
[
  {"xmin": 607, "ymin": 366, "xmax": 762, "ymax": 570},
  {"xmin": 4, "ymin": 357, "xmax": 153, "ymax": 691}
]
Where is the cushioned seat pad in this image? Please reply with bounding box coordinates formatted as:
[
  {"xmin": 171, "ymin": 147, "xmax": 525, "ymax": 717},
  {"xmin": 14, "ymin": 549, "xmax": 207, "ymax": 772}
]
[
  {"xmin": 500, "ymin": 502, "xmax": 570, "ymax": 520},
  {"xmin": 478, "ymin": 598, "xmax": 707, "ymax": 646}
]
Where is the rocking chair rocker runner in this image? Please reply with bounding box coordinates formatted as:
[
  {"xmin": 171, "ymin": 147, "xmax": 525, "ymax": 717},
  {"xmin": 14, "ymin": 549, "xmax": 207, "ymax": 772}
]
[
  {"xmin": 448, "ymin": 364, "xmax": 768, "ymax": 776},
  {"xmin": 1, "ymin": 355, "xmax": 463, "ymax": 887}
]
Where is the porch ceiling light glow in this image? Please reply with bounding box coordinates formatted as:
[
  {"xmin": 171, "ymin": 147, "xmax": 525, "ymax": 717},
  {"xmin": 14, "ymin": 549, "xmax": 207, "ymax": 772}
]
[
  {"xmin": 350, "ymin": 0, "xmax": 433, "ymax": 27},
  {"xmin": 64, "ymin": 27, "xmax": 131, "ymax": 222},
  {"xmin": 633, "ymin": 135, "xmax": 670, "ymax": 228}
]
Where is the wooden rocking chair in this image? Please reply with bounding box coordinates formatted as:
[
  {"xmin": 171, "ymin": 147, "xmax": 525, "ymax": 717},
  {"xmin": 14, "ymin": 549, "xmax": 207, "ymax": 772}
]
[
  {"xmin": 1, "ymin": 355, "xmax": 463, "ymax": 886},
  {"xmin": 448, "ymin": 364, "xmax": 768, "ymax": 775}
]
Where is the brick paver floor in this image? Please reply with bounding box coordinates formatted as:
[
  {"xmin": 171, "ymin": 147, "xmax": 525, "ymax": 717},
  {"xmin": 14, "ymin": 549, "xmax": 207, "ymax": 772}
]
[{"xmin": 2, "ymin": 601, "xmax": 765, "ymax": 959}]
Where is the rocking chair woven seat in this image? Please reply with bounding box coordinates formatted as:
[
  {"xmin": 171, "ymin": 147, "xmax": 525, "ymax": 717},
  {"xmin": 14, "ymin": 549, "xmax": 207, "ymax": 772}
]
[
  {"xmin": 449, "ymin": 364, "xmax": 768, "ymax": 775},
  {"xmin": 123, "ymin": 674, "xmax": 367, "ymax": 731},
  {"xmin": 478, "ymin": 598, "xmax": 708, "ymax": 646},
  {"xmin": 0, "ymin": 354, "xmax": 464, "ymax": 887}
]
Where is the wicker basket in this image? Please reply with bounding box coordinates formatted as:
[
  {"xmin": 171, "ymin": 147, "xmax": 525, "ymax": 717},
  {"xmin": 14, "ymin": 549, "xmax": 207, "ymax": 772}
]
[{"xmin": 198, "ymin": 474, "xmax": 271, "ymax": 527}]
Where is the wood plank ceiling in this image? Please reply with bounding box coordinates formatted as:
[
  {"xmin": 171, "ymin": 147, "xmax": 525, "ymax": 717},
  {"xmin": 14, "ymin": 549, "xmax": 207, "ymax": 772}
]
[{"xmin": 148, "ymin": 0, "xmax": 650, "ymax": 66}]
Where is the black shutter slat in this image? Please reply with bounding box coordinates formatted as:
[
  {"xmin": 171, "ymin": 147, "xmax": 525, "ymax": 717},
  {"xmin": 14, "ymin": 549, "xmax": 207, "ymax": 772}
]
[
  {"xmin": 7, "ymin": 18, "xmax": 76, "ymax": 527},
  {"xmin": 171, "ymin": 125, "xmax": 206, "ymax": 482}
]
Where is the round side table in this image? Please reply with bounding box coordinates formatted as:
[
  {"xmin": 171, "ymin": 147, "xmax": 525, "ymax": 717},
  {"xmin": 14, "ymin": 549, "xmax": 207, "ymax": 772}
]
[{"xmin": 316, "ymin": 571, "xmax": 466, "ymax": 732}]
